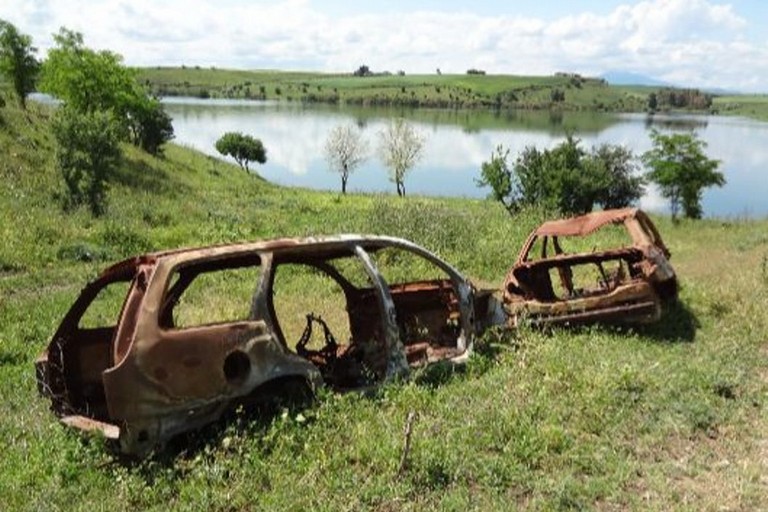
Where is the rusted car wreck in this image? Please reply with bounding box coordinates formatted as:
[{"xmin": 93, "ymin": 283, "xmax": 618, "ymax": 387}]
[
  {"xmin": 503, "ymin": 208, "xmax": 677, "ymax": 327},
  {"xmin": 36, "ymin": 235, "xmax": 483, "ymax": 455}
]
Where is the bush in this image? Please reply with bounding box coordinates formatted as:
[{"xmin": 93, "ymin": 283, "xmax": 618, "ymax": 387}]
[
  {"xmin": 126, "ymin": 96, "xmax": 174, "ymax": 155},
  {"xmin": 52, "ymin": 107, "xmax": 122, "ymax": 216},
  {"xmin": 478, "ymin": 137, "xmax": 644, "ymax": 216}
]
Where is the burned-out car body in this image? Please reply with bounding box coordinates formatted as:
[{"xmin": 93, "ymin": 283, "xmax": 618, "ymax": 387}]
[
  {"xmin": 36, "ymin": 235, "xmax": 479, "ymax": 455},
  {"xmin": 503, "ymin": 208, "xmax": 677, "ymax": 327}
]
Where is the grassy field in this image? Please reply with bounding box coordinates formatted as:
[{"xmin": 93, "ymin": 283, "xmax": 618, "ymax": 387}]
[
  {"xmin": 137, "ymin": 67, "xmax": 655, "ymax": 112},
  {"xmin": 2, "ymin": 87, "xmax": 768, "ymax": 510},
  {"xmin": 714, "ymin": 95, "xmax": 768, "ymax": 121}
]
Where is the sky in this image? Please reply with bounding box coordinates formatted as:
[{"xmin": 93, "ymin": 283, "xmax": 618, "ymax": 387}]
[{"xmin": 3, "ymin": 0, "xmax": 768, "ymax": 92}]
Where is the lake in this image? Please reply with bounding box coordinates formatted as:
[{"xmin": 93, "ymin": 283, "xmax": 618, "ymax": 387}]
[{"xmin": 162, "ymin": 97, "xmax": 768, "ymax": 218}]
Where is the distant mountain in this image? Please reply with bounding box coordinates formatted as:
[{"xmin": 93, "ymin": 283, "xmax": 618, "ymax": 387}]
[{"xmin": 600, "ymin": 71, "xmax": 670, "ymax": 87}]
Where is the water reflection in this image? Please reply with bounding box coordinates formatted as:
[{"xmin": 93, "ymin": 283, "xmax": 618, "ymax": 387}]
[
  {"xmin": 163, "ymin": 98, "xmax": 768, "ymax": 218},
  {"xmin": 641, "ymin": 113, "xmax": 709, "ymax": 131}
]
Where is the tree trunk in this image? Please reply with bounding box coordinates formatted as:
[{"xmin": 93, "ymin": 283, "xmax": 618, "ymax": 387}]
[{"xmin": 341, "ymin": 175, "xmax": 347, "ymax": 194}]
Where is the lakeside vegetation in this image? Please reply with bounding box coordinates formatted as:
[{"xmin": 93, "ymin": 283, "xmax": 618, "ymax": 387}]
[{"xmin": 2, "ymin": 80, "xmax": 768, "ymax": 510}]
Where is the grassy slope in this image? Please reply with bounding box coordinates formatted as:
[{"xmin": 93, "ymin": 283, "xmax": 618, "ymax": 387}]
[
  {"xmin": 2, "ymin": 88, "xmax": 768, "ymax": 510},
  {"xmin": 137, "ymin": 67, "xmax": 653, "ymax": 112},
  {"xmin": 140, "ymin": 67, "xmax": 768, "ymax": 122},
  {"xmin": 714, "ymin": 95, "xmax": 768, "ymax": 121}
]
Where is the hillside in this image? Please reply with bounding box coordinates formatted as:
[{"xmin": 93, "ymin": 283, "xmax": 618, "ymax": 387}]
[
  {"xmin": 137, "ymin": 67, "xmax": 658, "ymax": 112},
  {"xmin": 2, "ymin": 87, "xmax": 768, "ymax": 510},
  {"xmin": 714, "ymin": 94, "xmax": 768, "ymax": 121}
]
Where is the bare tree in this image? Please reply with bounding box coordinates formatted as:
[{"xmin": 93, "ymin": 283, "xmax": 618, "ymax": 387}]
[
  {"xmin": 378, "ymin": 118, "xmax": 426, "ymax": 197},
  {"xmin": 324, "ymin": 124, "xmax": 368, "ymax": 194}
]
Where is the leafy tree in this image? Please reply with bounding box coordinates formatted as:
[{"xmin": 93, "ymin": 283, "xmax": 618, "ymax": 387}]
[
  {"xmin": 478, "ymin": 137, "xmax": 644, "ymax": 216},
  {"xmin": 324, "ymin": 124, "xmax": 368, "ymax": 194},
  {"xmin": 353, "ymin": 65, "xmax": 371, "ymax": 77},
  {"xmin": 40, "ymin": 28, "xmax": 174, "ymax": 155},
  {"xmin": 647, "ymin": 92, "xmax": 658, "ymax": 112},
  {"xmin": 378, "ymin": 118, "xmax": 425, "ymax": 197},
  {"xmin": 0, "ymin": 19, "xmax": 40, "ymax": 108},
  {"xmin": 476, "ymin": 145, "xmax": 520, "ymax": 215},
  {"xmin": 40, "ymin": 28, "xmax": 137, "ymax": 114},
  {"xmin": 125, "ymin": 95, "xmax": 174, "ymax": 155},
  {"xmin": 52, "ymin": 107, "xmax": 122, "ymax": 216},
  {"xmin": 536, "ymin": 135, "xmax": 599, "ymax": 214},
  {"xmin": 589, "ymin": 143, "xmax": 645, "ymax": 209},
  {"xmin": 215, "ymin": 132, "xmax": 267, "ymax": 172},
  {"xmin": 642, "ymin": 130, "xmax": 724, "ymax": 219}
]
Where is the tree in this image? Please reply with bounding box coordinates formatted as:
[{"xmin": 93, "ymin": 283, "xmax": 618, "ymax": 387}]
[
  {"xmin": 475, "ymin": 145, "xmax": 519, "ymax": 215},
  {"xmin": 39, "ymin": 28, "xmax": 174, "ymax": 155},
  {"xmin": 125, "ymin": 96, "xmax": 175, "ymax": 155},
  {"xmin": 588, "ymin": 144, "xmax": 645, "ymax": 209},
  {"xmin": 52, "ymin": 107, "xmax": 122, "ymax": 216},
  {"xmin": 478, "ymin": 137, "xmax": 644, "ymax": 216},
  {"xmin": 353, "ymin": 65, "xmax": 371, "ymax": 77},
  {"xmin": 215, "ymin": 132, "xmax": 267, "ymax": 172},
  {"xmin": 378, "ymin": 118, "xmax": 425, "ymax": 197},
  {"xmin": 324, "ymin": 124, "xmax": 368, "ymax": 194},
  {"xmin": 0, "ymin": 19, "xmax": 40, "ymax": 108},
  {"xmin": 647, "ymin": 92, "xmax": 658, "ymax": 112},
  {"xmin": 642, "ymin": 130, "xmax": 724, "ymax": 219},
  {"xmin": 40, "ymin": 28, "xmax": 137, "ymax": 114}
]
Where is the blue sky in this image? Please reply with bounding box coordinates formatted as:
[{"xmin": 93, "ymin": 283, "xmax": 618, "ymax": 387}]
[{"xmin": 4, "ymin": 0, "xmax": 768, "ymax": 91}]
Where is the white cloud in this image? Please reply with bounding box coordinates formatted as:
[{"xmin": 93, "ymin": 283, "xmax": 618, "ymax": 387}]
[{"xmin": 2, "ymin": 0, "xmax": 766, "ymax": 91}]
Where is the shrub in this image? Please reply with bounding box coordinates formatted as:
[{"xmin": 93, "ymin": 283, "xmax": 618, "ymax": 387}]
[{"xmin": 52, "ymin": 107, "xmax": 122, "ymax": 216}]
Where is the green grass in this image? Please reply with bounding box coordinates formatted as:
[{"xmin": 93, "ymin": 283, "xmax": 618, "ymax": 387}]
[
  {"xmin": 714, "ymin": 94, "xmax": 768, "ymax": 121},
  {"xmin": 2, "ymin": 85, "xmax": 768, "ymax": 510},
  {"xmin": 138, "ymin": 67, "xmax": 768, "ymax": 123},
  {"xmin": 137, "ymin": 66, "xmax": 654, "ymax": 112}
]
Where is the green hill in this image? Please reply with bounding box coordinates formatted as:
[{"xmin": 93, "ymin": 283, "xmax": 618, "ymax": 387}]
[
  {"xmin": 137, "ymin": 67, "xmax": 657, "ymax": 112},
  {"xmin": 2, "ymin": 86, "xmax": 768, "ymax": 510}
]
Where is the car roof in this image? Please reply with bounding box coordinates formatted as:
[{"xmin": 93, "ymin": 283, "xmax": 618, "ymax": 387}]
[
  {"xmin": 533, "ymin": 208, "xmax": 641, "ymax": 237},
  {"xmin": 96, "ymin": 234, "xmax": 445, "ymax": 279}
]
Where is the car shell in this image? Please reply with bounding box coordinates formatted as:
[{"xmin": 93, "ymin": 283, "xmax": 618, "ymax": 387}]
[
  {"xmin": 503, "ymin": 208, "xmax": 678, "ymax": 326},
  {"xmin": 36, "ymin": 235, "xmax": 477, "ymax": 455}
]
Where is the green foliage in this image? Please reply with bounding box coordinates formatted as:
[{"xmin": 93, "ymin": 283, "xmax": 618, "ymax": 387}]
[
  {"xmin": 40, "ymin": 28, "xmax": 173, "ymax": 156},
  {"xmin": 479, "ymin": 136, "xmax": 644, "ymax": 216},
  {"xmin": 40, "ymin": 28, "xmax": 138, "ymax": 115},
  {"xmin": 215, "ymin": 131, "xmax": 267, "ymax": 172},
  {"xmin": 52, "ymin": 107, "xmax": 122, "ymax": 215},
  {"xmin": 642, "ymin": 130, "xmax": 725, "ymax": 219},
  {"xmin": 647, "ymin": 92, "xmax": 658, "ymax": 112},
  {"xmin": 125, "ymin": 95, "xmax": 174, "ymax": 155},
  {"xmin": 589, "ymin": 143, "xmax": 645, "ymax": 209},
  {"xmin": 476, "ymin": 145, "xmax": 518, "ymax": 214},
  {"xmin": 0, "ymin": 19, "xmax": 40, "ymax": 108},
  {"xmin": 378, "ymin": 118, "xmax": 426, "ymax": 197}
]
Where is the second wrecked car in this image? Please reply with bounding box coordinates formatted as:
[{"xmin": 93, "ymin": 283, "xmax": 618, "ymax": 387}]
[
  {"xmin": 36, "ymin": 235, "xmax": 488, "ymax": 455},
  {"xmin": 503, "ymin": 208, "xmax": 678, "ymax": 327}
]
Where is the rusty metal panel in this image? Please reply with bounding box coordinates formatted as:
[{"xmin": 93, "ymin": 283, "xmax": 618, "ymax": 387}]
[
  {"xmin": 504, "ymin": 209, "xmax": 678, "ymax": 327},
  {"xmin": 36, "ymin": 235, "xmax": 477, "ymax": 456}
]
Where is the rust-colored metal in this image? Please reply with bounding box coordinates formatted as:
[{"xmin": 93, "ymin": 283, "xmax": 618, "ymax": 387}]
[
  {"xmin": 503, "ymin": 208, "xmax": 677, "ymax": 327},
  {"xmin": 36, "ymin": 235, "xmax": 478, "ymax": 456}
]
